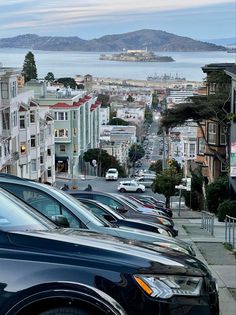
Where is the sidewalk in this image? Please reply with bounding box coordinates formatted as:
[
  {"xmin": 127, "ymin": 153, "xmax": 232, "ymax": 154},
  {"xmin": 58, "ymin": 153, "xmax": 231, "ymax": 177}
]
[{"xmin": 172, "ymin": 207, "xmax": 236, "ymax": 315}]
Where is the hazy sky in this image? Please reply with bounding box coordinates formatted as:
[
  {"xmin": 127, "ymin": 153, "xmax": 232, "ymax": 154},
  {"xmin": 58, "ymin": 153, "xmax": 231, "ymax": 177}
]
[{"xmin": 0, "ymin": 0, "xmax": 235, "ymax": 40}]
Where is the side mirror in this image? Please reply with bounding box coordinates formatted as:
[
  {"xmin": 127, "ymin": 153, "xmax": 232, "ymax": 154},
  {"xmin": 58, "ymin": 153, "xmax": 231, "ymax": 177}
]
[
  {"xmin": 116, "ymin": 205, "xmax": 128, "ymax": 214},
  {"xmin": 51, "ymin": 215, "xmax": 70, "ymax": 228}
]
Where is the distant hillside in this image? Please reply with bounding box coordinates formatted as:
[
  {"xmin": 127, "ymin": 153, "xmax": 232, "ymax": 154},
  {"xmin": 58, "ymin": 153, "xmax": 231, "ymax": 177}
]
[
  {"xmin": 0, "ymin": 30, "xmax": 227, "ymax": 52},
  {"xmin": 206, "ymin": 37, "xmax": 236, "ymax": 46}
]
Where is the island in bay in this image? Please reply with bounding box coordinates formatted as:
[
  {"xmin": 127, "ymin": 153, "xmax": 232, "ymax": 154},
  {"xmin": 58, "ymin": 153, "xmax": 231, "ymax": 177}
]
[{"xmin": 99, "ymin": 49, "xmax": 175, "ymax": 62}]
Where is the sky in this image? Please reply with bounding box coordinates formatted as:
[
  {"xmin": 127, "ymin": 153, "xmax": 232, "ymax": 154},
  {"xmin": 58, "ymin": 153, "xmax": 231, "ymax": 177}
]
[{"xmin": 0, "ymin": 0, "xmax": 235, "ymax": 40}]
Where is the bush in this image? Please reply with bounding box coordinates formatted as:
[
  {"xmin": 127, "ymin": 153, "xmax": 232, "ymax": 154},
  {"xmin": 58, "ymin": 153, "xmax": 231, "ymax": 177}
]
[
  {"xmin": 206, "ymin": 176, "xmax": 229, "ymax": 213},
  {"xmin": 217, "ymin": 200, "xmax": 236, "ymax": 222}
]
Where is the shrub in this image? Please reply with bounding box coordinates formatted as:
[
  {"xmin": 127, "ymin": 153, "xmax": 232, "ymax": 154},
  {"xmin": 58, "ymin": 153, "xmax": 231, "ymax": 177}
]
[
  {"xmin": 217, "ymin": 200, "xmax": 236, "ymax": 222},
  {"xmin": 206, "ymin": 176, "xmax": 229, "ymax": 213}
]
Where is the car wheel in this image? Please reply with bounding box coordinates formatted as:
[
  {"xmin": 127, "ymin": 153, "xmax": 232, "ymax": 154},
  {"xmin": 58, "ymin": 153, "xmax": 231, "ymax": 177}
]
[
  {"xmin": 119, "ymin": 188, "xmax": 126, "ymax": 193},
  {"xmin": 136, "ymin": 188, "xmax": 142, "ymax": 193},
  {"xmin": 39, "ymin": 307, "xmax": 92, "ymax": 315}
]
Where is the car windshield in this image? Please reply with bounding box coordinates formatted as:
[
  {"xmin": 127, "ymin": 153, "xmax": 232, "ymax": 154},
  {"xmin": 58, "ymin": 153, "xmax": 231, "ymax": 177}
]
[
  {"xmin": 0, "ymin": 188, "xmax": 54, "ymax": 232},
  {"xmin": 108, "ymin": 170, "xmax": 117, "ymax": 173}
]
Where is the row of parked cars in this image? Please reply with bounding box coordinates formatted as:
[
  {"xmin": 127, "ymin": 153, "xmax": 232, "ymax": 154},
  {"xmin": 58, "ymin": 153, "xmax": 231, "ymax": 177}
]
[{"xmin": 0, "ymin": 173, "xmax": 219, "ymax": 315}]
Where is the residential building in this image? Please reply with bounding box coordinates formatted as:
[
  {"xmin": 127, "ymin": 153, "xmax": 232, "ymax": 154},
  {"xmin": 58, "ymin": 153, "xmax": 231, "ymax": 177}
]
[
  {"xmin": 100, "ymin": 107, "xmax": 110, "ymax": 125},
  {"xmin": 0, "ymin": 65, "xmax": 55, "ymax": 183}
]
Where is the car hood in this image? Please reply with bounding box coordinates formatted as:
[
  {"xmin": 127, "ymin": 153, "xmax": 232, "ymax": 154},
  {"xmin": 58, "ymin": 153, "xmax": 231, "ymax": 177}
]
[{"xmin": 7, "ymin": 228, "xmax": 208, "ymax": 276}]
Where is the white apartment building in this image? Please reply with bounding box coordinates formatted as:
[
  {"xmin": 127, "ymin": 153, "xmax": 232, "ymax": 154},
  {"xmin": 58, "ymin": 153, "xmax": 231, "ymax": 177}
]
[
  {"xmin": 0, "ymin": 65, "xmax": 55, "ymax": 183},
  {"xmin": 116, "ymin": 107, "xmax": 145, "ymax": 124},
  {"xmin": 166, "ymin": 89, "xmax": 195, "ymax": 105},
  {"xmin": 168, "ymin": 122, "xmax": 198, "ymax": 167},
  {"xmin": 100, "ymin": 107, "xmax": 110, "ymax": 125}
]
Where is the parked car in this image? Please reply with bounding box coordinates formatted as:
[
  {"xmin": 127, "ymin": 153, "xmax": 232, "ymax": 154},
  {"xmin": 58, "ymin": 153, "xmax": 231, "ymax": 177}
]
[
  {"xmin": 0, "ymin": 188, "xmax": 219, "ymax": 315},
  {"xmin": 67, "ymin": 190, "xmax": 178, "ymax": 235},
  {"xmin": 0, "ymin": 187, "xmax": 127, "ymax": 315},
  {"xmin": 134, "ymin": 175, "xmax": 156, "ymax": 188},
  {"xmin": 105, "ymin": 168, "xmax": 119, "ymax": 181},
  {"xmin": 0, "ymin": 176, "xmax": 190, "ymax": 255},
  {"xmin": 78, "ymin": 198, "xmax": 176, "ymax": 237},
  {"xmin": 117, "ymin": 180, "xmax": 145, "ymax": 193},
  {"xmin": 119, "ymin": 195, "xmax": 170, "ymax": 218}
]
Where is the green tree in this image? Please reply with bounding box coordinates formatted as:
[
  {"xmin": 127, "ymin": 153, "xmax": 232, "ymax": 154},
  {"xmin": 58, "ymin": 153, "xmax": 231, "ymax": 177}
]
[
  {"xmin": 57, "ymin": 77, "xmax": 77, "ymax": 89},
  {"xmin": 127, "ymin": 95, "xmax": 134, "ymax": 102},
  {"xmin": 149, "ymin": 160, "xmax": 162, "ymax": 174},
  {"xmin": 109, "ymin": 118, "xmax": 129, "ymax": 126},
  {"xmin": 22, "ymin": 51, "xmax": 37, "ymax": 82},
  {"xmin": 152, "ymin": 92, "xmax": 159, "ymax": 109},
  {"xmin": 144, "ymin": 107, "xmax": 153, "ymax": 123},
  {"xmin": 97, "ymin": 94, "xmax": 110, "ymax": 107},
  {"xmin": 152, "ymin": 166, "xmax": 182, "ymax": 207},
  {"xmin": 44, "ymin": 72, "xmax": 55, "ymax": 82},
  {"xmin": 83, "ymin": 148, "xmax": 126, "ymax": 177},
  {"xmin": 128, "ymin": 144, "xmax": 145, "ymax": 165}
]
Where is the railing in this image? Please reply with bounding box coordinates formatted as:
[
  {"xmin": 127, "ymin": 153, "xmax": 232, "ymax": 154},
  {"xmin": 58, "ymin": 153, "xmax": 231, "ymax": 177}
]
[
  {"xmin": 201, "ymin": 211, "xmax": 214, "ymax": 236},
  {"xmin": 225, "ymin": 215, "xmax": 236, "ymax": 249}
]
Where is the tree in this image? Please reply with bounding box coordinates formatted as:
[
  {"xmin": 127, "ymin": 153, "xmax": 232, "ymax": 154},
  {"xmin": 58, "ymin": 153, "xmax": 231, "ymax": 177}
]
[
  {"xmin": 97, "ymin": 94, "xmax": 110, "ymax": 107},
  {"xmin": 152, "ymin": 92, "xmax": 159, "ymax": 109},
  {"xmin": 45, "ymin": 72, "xmax": 55, "ymax": 82},
  {"xmin": 127, "ymin": 95, "xmax": 134, "ymax": 102},
  {"xmin": 109, "ymin": 118, "xmax": 129, "ymax": 126},
  {"xmin": 206, "ymin": 176, "xmax": 230, "ymax": 213},
  {"xmin": 22, "ymin": 51, "xmax": 37, "ymax": 82},
  {"xmin": 144, "ymin": 107, "xmax": 153, "ymax": 123},
  {"xmin": 152, "ymin": 166, "xmax": 182, "ymax": 207},
  {"xmin": 57, "ymin": 77, "xmax": 77, "ymax": 89},
  {"xmin": 83, "ymin": 148, "xmax": 126, "ymax": 177},
  {"xmin": 149, "ymin": 160, "xmax": 162, "ymax": 174},
  {"xmin": 128, "ymin": 144, "xmax": 145, "ymax": 165},
  {"xmin": 160, "ymin": 71, "xmax": 231, "ymax": 166}
]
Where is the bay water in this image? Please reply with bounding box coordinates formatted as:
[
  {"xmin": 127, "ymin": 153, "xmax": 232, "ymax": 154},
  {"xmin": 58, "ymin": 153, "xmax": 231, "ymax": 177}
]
[{"xmin": 0, "ymin": 48, "xmax": 235, "ymax": 82}]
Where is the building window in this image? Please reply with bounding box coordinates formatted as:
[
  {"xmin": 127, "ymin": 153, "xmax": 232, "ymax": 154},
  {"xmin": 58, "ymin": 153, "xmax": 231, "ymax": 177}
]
[
  {"xmin": 59, "ymin": 144, "xmax": 66, "ymax": 152},
  {"xmin": 1, "ymin": 83, "xmax": 9, "ymax": 99},
  {"xmin": 20, "ymin": 115, "xmax": 25, "ymax": 129},
  {"xmin": 31, "ymin": 135, "xmax": 36, "ymax": 147},
  {"xmin": 55, "ymin": 112, "xmax": 68, "ymax": 121},
  {"xmin": 47, "ymin": 149, "xmax": 51, "ymax": 156},
  {"xmin": 220, "ymin": 125, "xmax": 226, "ymax": 145},
  {"xmin": 208, "ymin": 122, "xmax": 217, "ymax": 144},
  {"xmin": 31, "ymin": 159, "xmax": 37, "ymax": 172},
  {"xmin": 221, "ymin": 162, "xmax": 227, "ymax": 172},
  {"xmin": 73, "ymin": 128, "xmax": 77, "ymax": 136},
  {"xmin": 30, "ymin": 111, "xmax": 36, "ymax": 123},
  {"xmin": 10, "ymin": 81, "xmax": 17, "ymax": 98},
  {"xmin": 2, "ymin": 111, "xmax": 10, "ymax": 130},
  {"xmin": 73, "ymin": 111, "xmax": 76, "ymax": 119},
  {"xmin": 183, "ymin": 143, "xmax": 188, "ymax": 156},
  {"xmin": 198, "ymin": 138, "xmax": 205, "ymax": 155},
  {"xmin": 40, "ymin": 155, "xmax": 44, "ymax": 164},
  {"xmin": 20, "ymin": 143, "xmax": 27, "ymax": 155},
  {"xmin": 47, "ymin": 167, "xmax": 52, "ymax": 177},
  {"xmin": 11, "ymin": 111, "xmax": 17, "ymax": 127},
  {"xmin": 55, "ymin": 129, "xmax": 69, "ymax": 138},
  {"xmin": 0, "ymin": 146, "xmax": 2, "ymax": 158},
  {"xmin": 73, "ymin": 144, "xmax": 77, "ymax": 153},
  {"xmin": 189, "ymin": 143, "xmax": 196, "ymax": 157}
]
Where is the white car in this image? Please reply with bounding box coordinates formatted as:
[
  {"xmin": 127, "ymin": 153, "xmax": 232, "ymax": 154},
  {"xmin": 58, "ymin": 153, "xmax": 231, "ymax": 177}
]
[
  {"xmin": 105, "ymin": 168, "xmax": 119, "ymax": 181},
  {"xmin": 117, "ymin": 180, "xmax": 145, "ymax": 193}
]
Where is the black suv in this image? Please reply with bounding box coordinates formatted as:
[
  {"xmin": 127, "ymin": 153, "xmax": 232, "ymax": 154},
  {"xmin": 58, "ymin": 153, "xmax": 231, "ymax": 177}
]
[{"xmin": 0, "ymin": 187, "xmax": 219, "ymax": 315}]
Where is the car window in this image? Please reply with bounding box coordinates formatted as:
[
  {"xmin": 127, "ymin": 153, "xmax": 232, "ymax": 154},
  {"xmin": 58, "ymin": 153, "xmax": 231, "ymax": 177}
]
[
  {"xmin": 0, "ymin": 183, "xmax": 83, "ymax": 228},
  {"xmin": 84, "ymin": 203, "xmax": 114, "ymax": 224},
  {"xmin": 0, "ymin": 189, "xmax": 51, "ymax": 231},
  {"xmin": 94, "ymin": 195, "xmax": 122, "ymax": 210}
]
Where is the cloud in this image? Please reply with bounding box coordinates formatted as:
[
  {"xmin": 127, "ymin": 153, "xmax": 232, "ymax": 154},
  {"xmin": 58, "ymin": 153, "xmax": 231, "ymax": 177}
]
[{"xmin": 0, "ymin": 0, "xmax": 234, "ymax": 37}]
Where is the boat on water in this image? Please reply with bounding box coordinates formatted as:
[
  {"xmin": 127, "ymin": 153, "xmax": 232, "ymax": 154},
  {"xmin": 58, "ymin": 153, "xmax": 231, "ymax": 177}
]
[{"xmin": 147, "ymin": 73, "xmax": 186, "ymax": 82}]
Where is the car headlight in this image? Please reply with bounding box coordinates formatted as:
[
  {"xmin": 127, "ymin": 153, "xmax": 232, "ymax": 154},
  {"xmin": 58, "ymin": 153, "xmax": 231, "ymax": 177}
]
[
  {"xmin": 153, "ymin": 242, "xmax": 190, "ymax": 255},
  {"xmin": 134, "ymin": 275, "xmax": 203, "ymax": 299}
]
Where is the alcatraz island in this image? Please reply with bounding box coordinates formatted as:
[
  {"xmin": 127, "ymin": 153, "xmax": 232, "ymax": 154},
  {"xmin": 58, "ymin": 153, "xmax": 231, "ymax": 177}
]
[{"xmin": 99, "ymin": 49, "xmax": 175, "ymax": 62}]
